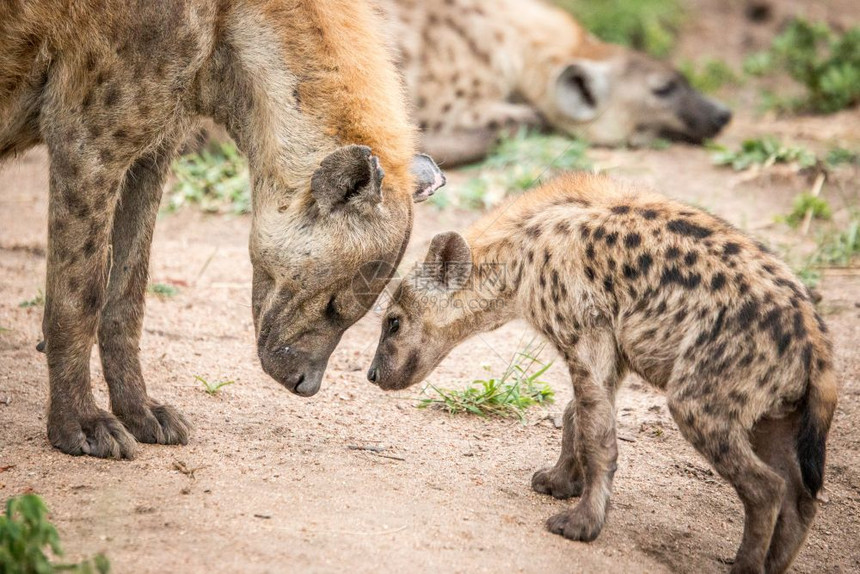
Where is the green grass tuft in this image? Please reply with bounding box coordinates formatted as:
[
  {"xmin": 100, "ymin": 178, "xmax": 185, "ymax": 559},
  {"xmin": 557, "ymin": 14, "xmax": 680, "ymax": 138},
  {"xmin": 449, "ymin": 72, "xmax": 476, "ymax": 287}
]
[
  {"xmin": 196, "ymin": 375, "xmax": 235, "ymax": 396},
  {"xmin": 0, "ymin": 494, "xmax": 110, "ymax": 574},
  {"xmin": 748, "ymin": 19, "xmax": 860, "ymax": 113},
  {"xmin": 417, "ymin": 338, "xmax": 554, "ymax": 421},
  {"xmin": 451, "ymin": 130, "xmax": 590, "ymax": 210},
  {"xmin": 680, "ymin": 59, "xmax": 741, "ymax": 94},
  {"xmin": 148, "ymin": 283, "xmax": 179, "ymax": 298},
  {"xmin": 710, "ymin": 137, "xmax": 816, "ymax": 171},
  {"xmin": 780, "ymin": 193, "xmax": 832, "ymax": 228},
  {"xmin": 18, "ymin": 290, "xmax": 45, "ymax": 309},
  {"xmin": 168, "ymin": 141, "xmax": 250, "ymax": 214},
  {"xmin": 556, "ymin": 0, "xmax": 682, "ymax": 58}
]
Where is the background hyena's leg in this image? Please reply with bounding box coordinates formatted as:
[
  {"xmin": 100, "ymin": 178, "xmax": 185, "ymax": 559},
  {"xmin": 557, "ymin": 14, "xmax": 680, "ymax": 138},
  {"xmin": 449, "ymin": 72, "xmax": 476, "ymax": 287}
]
[
  {"xmin": 751, "ymin": 416, "xmax": 817, "ymax": 573},
  {"xmin": 668, "ymin": 391, "xmax": 785, "ymax": 574},
  {"xmin": 546, "ymin": 330, "xmax": 622, "ymax": 542},
  {"xmin": 43, "ymin": 136, "xmax": 137, "ymax": 459},
  {"xmin": 532, "ymin": 398, "xmax": 584, "ymax": 499},
  {"xmin": 419, "ymin": 102, "xmax": 545, "ymax": 167},
  {"xmin": 98, "ymin": 139, "xmax": 191, "ymax": 446},
  {"xmin": 420, "ymin": 129, "xmax": 498, "ymax": 167}
]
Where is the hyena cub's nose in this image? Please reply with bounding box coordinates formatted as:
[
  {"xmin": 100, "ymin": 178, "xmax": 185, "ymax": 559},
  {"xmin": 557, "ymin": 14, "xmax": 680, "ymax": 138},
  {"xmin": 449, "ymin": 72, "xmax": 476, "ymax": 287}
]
[
  {"xmin": 367, "ymin": 366, "xmax": 379, "ymax": 383},
  {"xmin": 716, "ymin": 107, "xmax": 732, "ymax": 128}
]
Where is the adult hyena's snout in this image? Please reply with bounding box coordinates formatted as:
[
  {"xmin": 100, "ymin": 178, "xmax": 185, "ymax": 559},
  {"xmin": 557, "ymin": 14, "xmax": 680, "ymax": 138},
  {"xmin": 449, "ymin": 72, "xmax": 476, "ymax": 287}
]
[
  {"xmin": 258, "ymin": 341, "xmax": 329, "ymax": 397},
  {"xmin": 675, "ymin": 93, "xmax": 732, "ymax": 142}
]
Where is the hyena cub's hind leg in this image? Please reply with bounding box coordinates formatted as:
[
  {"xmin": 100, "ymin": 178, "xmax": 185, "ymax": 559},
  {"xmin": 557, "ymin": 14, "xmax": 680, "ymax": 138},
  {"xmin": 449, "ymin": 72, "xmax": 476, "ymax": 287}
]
[
  {"xmin": 751, "ymin": 416, "xmax": 817, "ymax": 574},
  {"xmin": 97, "ymin": 138, "xmax": 191, "ymax": 446},
  {"xmin": 532, "ymin": 398, "xmax": 584, "ymax": 499},
  {"xmin": 667, "ymin": 388, "xmax": 785, "ymax": 574}
]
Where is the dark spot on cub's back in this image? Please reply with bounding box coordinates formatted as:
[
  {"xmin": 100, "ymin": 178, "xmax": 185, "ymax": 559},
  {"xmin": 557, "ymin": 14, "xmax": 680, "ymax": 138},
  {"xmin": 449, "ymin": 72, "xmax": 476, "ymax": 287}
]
[{"xmin": 667, "ymin": 219, "xmax": 713, "ymax": 239}]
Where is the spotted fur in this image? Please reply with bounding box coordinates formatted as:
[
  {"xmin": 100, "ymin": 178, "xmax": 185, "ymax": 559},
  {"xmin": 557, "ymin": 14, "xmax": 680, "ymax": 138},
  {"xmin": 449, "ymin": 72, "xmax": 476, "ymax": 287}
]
[
  {"xmin": 382, "ymin": 0, "xmax": 732, "ymax": 166},
  {"xmin": 369, "ymin": 173, "xmax": 837, "ymax": 573},
  {"xmin": 1, "ymin": 0, "xmax": 443, "ymax": 459}
]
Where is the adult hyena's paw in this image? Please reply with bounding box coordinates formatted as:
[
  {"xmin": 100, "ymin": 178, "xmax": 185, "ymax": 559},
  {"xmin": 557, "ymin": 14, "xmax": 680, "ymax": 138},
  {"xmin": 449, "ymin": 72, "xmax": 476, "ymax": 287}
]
[
  {"xmin": 532, "ymin": 466, "xmax": 583, "ymax": 499},
  {"xmin": 546, "ymin": 506, "xmax": 604, "ymax": 543},
  {"xmin": 48, "ymin": 409, "xmax": 137, "ymax": 459},
  {"xmin": 116, "ymin": 401, "xmax": 191, "ymax": 446}
]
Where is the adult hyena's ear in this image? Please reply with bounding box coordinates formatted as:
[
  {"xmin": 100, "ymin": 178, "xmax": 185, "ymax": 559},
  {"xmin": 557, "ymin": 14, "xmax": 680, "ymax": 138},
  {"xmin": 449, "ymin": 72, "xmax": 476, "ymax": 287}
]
[
  {"xmin": 311, "ymin": 145, "xmax": 384, "ymax": 215},
  {"xmin": 555, "ymin": 60, "xmax": 612, "ymax": 122},
  {"xmin": 411, "ymin": 154, "xmax": 446, "ymax": 203},
  {"xmin": 424, "ymin": 231, "xmax": 472, "ymax": 291}
]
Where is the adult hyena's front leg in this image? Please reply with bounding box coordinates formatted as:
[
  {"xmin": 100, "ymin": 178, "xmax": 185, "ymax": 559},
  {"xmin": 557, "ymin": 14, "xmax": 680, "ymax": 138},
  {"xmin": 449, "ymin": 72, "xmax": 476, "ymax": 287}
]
[
  {"xmin": 98, "ymin": 141, "xmax": 191, "ymax": 446},
  {"xmin": 532, "ymin": 398, "xmax": 584, "ymax": 499},
  {"xmin": 546, "ymin": 330, "xmax": 622, "ymax": 542},
  {"xmin": 43, "ymin": 139, "xmax": 136, "ymax": 459}
]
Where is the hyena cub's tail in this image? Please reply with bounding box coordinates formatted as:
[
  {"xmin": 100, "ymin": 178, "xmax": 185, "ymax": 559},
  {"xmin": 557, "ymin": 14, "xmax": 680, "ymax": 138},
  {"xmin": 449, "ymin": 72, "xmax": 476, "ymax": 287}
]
[{"xmin": 797, "ymin": 356, "xmax": 838, "ymax": 496}]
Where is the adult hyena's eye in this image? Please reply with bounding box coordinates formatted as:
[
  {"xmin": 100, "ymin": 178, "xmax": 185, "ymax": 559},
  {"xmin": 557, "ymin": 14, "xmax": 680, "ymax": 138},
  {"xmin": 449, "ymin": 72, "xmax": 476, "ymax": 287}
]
[
  {"xmin": 388, "ymin": 316, "xmax": 400, "ymax": 335},
  {"xmin": 652, "ymin": 79, "xmax": 678, "ymax": 98}
]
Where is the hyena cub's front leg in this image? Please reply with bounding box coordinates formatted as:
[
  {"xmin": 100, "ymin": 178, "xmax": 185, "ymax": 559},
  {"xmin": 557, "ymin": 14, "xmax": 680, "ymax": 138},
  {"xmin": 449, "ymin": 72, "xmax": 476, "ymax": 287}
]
[
  {"xmin": 545, "ymin": 331, "xmax": 622, "ymax": 542},
  {"xmin": 532, "ymin": 399, "xmax": 584, "ymax": 499},
  {"xmin": 97, "ymin": 141, "xmax": 190, "ymax": 446}
]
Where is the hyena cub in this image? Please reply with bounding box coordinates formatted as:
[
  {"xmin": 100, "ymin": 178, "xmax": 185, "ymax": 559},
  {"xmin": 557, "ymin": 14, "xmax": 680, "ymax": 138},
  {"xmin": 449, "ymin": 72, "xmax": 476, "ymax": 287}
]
[{"xmin": 368, "ymin": 174, "xmax": 837, "ymax": 573}]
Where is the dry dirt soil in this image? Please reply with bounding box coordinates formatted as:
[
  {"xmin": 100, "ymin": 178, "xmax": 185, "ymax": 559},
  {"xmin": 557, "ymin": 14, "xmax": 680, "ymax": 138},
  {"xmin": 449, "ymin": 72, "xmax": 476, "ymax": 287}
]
[{"xmin": 2, "ymin": 3, "xmax": 860, "ymax": 574}]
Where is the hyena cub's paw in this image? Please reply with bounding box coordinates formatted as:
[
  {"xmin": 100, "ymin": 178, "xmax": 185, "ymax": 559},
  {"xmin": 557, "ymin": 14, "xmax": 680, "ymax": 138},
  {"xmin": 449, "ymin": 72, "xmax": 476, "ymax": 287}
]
[
  {"xmin": 48, "ymin": 409, "xmax": 137, "ymax": 459},
  {"xmin": 532, "ymin": 467, "xmax": 583, "ymax": 499},
  {"xmin": 116, "ymin": 401, "xmax": 191, "ymax": 446},
  {"xmin": 546, "ymin": 506, "xmax": 604, "ymax": 543}
]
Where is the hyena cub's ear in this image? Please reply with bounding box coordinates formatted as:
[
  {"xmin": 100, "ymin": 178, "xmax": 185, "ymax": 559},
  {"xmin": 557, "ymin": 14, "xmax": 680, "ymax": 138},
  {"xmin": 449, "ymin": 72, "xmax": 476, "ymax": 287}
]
[
  {"xmin": 555, "ymin": 60, "xmax": 612, "ymax": 122},
  {"xmin": 424, "ymin": 231, "xmax": 472, "ymax": 291},
  {"xmin": 411, "ymin": 154, "xmax": 446, "ymax": 203},
  {"xmin": 311, "ymin": 145, "xmax": 383, "ymax": 215}
]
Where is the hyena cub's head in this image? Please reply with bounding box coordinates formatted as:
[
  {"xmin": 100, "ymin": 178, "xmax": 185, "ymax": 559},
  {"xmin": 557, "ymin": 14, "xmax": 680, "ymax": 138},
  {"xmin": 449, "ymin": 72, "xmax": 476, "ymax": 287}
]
[
  {"xmin": 541, "ymin": 48, "xmax": 731, "ymax": 146},
  {"xmin": 252, "ymin": 145, "xmax": 445, "ymax": 398},
  {"xmin": 368, "ymin": 232, "xmax": 473, "ymax": 391}
]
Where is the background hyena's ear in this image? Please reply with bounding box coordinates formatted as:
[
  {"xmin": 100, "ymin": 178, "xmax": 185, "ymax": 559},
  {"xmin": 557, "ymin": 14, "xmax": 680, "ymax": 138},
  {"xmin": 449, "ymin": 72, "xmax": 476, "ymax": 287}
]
[
  {"xmin": 311, "ymin": 145, "xmax": 383, "ymax": 214},
  {"xmin": 411, "ymin": 154, "xmax": 446, "ymax": 203},
  {"xmin": 424, "ymin": 231, "xmax": 472, "ymax": 291},
  {"xmin": 555, "ymin": 60, "xmax": 612, "ymax": 122}
]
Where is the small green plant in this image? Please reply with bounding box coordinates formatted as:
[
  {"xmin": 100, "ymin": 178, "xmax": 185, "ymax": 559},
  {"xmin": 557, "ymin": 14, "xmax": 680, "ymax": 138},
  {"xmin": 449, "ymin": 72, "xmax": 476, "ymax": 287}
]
[
  {"xmin": 195, "ymin": 375, "xmax": 235, "ymax": 396},
  {"xmin": 814, "ymin": 217, "xmax": 860, "ymax": 267},
  {"xmin": 147, "ymin": 283, "xmax": 179, "ymax": 298},
  {"xmin": 557, "ymin": 0, "xmax": 683, "ymax": 58},
  {"xmin": 825, "ymin": 147, "xmax": 860, "ymax": 166},
  {"xmin": 680, "ymin": 59, "xmax": 740, "ymax": 94},
  {"xmin": 418, "ymin": 339, "xmax": 554, "ymax": 420},
  {"xmin": 18, "ymin": 291, "xmax": 45, "ymax": 309},
  {"xmin": 747, "ymin": 19, "xmax": 860, "ymax": 113},
  {"xmin": 780, "ymin": 193, "xmax": 832, "ymax": 228},
  {"xmin": 0, "ymin": 494, "xmax": 110, "ymax": 574},
  {"xmin": 710, "ymin": 137, "xmax": 816, "ymax": 171},
  {"xmin": 452, "ymin": 130, "xmax": 590, "ymax": 209},
  {"xmin": 168, "ymin": 141, "xmax": 250, "ymax": 214}
]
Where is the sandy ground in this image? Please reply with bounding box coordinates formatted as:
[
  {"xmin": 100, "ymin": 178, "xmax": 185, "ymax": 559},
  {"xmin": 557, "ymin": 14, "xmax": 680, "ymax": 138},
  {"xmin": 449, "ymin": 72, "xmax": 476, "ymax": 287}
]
[{"xmin": 3, "ymin": 2, "xmax": 860, "ymax": 573}]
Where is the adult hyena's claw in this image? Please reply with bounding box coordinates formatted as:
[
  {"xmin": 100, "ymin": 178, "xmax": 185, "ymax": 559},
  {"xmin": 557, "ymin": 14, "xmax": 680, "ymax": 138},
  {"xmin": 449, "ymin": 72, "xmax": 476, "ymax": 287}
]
[{"xmin": 48, "ymin": 409, "xmax": 137, "ymax": 459}]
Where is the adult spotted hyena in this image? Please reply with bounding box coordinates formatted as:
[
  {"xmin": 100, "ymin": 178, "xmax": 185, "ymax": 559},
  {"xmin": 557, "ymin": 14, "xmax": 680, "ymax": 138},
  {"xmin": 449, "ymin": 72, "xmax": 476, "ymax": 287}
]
[
  {"xmin": 383, "ymin": 0, "xmax": 732, "ymax": 165},
  {"xmin": 368, "ymin": 174, "xmax": 837, "ymax": 573},
  {"xmin": 0, "ymin": 0, "xmax": 444, "ymax": 459}
]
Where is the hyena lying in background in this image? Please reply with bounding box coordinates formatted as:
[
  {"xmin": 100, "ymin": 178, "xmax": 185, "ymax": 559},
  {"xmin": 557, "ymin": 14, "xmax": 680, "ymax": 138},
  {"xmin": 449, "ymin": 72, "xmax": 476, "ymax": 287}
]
[
  {"xmin": 383, "ymin": 0, "xmax": 732, "ymax": 166},
  {"xmin": 368, "ymin": 174, "xmax": 837, "ymax": 573}
]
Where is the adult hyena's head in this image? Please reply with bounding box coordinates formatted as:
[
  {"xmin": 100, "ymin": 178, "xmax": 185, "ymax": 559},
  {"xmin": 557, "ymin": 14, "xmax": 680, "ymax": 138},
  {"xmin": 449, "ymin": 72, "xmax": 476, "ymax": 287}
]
[
  {"xmin": 251, "ymin": 145, "xmax": 444, "ymax": 397},
  {"xmin": 367, "ymin": 232, "xmax": 473, "ymax": 391},
  {"xmin": 542, "ymin": 49, "xmax": 732, "ymax": 146}
]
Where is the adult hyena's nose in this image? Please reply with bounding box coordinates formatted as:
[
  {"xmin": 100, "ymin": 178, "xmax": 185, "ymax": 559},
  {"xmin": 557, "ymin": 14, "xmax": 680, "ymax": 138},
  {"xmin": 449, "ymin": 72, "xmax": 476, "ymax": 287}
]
[
  {"xmin": 367, "ymin": 366, "xmax": 379, "ymax": 384},
  {"xmin": 715, "ymin": 106, "xmax": 732, "ymax": 128}
]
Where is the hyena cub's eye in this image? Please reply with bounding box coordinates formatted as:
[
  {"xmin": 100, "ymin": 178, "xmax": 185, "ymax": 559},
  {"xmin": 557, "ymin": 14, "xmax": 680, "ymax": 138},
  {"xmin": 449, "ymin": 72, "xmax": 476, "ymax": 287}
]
[{"xmin": 387, "ymin": 316, "xmax": 400, "ymax": 335}]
